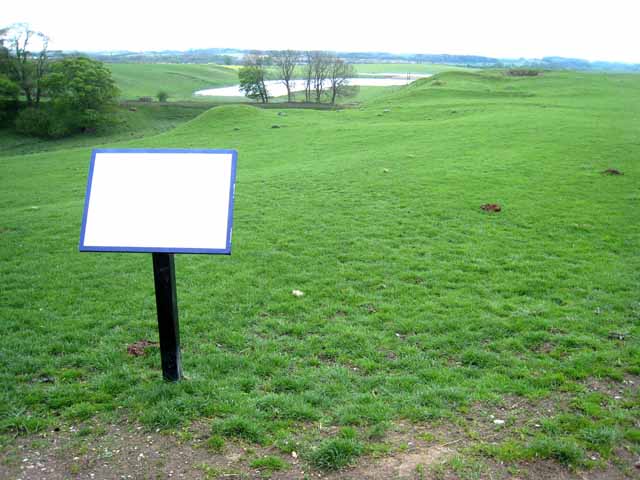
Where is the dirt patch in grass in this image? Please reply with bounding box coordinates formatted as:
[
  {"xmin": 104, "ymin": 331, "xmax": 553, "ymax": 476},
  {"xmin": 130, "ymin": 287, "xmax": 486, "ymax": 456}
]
[
  {"xmin": 1, "ymin": 417, "xmax": 636, "ymax": 480},
  {"xmin": 583, "ymin": 374, "xmax": 638, "ymax": 398},
  {"xmin": 335, "ymin": 445, "xmax": 453, "ymax": 479},
  {"xmin": 1, "ymin": 378, "xmax": 638, "ymax": 479},
  {"xmin": 126, "ymin": 340, "xmax": 159, "ymax": 357},
  {"xmin": 602, "ymin": 169, "xmax": 623, "ymax": 175},
  {"xmin": 481, "ymin": 203, "xmax": 502, "ymax": 212},
  {"xmin": 0, "ymin": 420, "xmax": 306, "ymax": 480}
]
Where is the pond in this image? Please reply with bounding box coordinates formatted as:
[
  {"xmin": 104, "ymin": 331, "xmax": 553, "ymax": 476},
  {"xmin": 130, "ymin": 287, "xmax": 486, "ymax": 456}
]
[{"xmin": 194, "ymin": 74, "xmax": 431, "ymax": 98}]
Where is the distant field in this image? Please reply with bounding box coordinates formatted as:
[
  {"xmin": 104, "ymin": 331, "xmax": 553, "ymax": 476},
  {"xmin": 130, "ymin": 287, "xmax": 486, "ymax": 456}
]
[
  {"xmin": 355, "ymin": 62, "xmax": 474, "ymax": 75},
  {"xmin": 108, "ymin": 63, "xmax": 239, "ymax": 101},
  {"xmin": 108, "ymin": 62, "xmax": 471, "ymax": 104},
  {"xmin": 1, "ymin": 71, "xmax": 639, "ymax": 479}
]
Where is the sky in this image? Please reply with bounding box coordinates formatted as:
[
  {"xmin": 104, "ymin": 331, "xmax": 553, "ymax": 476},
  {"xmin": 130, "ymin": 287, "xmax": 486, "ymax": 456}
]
[{"xmin": 3, "ymin": 0, "xmax": 640, "ymax": 63}]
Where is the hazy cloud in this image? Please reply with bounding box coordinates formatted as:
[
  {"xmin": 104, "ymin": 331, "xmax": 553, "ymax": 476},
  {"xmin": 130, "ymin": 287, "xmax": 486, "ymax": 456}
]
[{"xmin": 4, "ymin": 0, "xmax": 640, "ymax": 63}]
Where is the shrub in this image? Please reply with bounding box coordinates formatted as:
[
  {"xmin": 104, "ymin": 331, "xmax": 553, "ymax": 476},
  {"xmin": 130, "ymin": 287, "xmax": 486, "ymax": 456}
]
[
  {"xmin": 507, "ymin": 69, "xmax": 541, "ymax": 77},
  {"xmin": 14, "ymin": 103, "xmax": 118, "ymax": 138},
  {"xmin": 14, "ymin": 107, "xmax": 72, "ymax": 138},
  {"xmin": 0, "ymin": 75, "xmax": 20, "ymax": 126},
  {"xmin": 157, "ymin": 91, "xmax": 169, "ymax": 102},
  {"xmin": 15, "ymin": 107, "xmax": 50, "ymax": 137}
]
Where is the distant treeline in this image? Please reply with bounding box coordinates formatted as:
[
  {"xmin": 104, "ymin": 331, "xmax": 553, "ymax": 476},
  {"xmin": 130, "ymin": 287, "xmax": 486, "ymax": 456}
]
[{"xmin": 82, "ymin": 48, "xmax": 640, "ymax": 73}]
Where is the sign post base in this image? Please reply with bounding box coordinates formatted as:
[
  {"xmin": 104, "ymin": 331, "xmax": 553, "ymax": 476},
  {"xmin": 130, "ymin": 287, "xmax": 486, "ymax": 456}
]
[{"xmin": 152, "ymin": 253, "xmax": 182, "ymax": 381}]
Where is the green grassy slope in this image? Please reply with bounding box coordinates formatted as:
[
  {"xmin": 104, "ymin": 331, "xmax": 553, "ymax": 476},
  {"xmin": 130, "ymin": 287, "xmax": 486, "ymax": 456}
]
[
  {"xmin": 355, "ymin": 62, "xmax": 474, "ymax": 75},
  {"xmin": 0, "ymin": 103, "xmax": 213, "ymax": 156},
  {"xmin": 108, "ymin": 63, "xmax": 239, "ymax": 101},
  {"xmin": 1, "ymin": 71, "xmax": 639, "ymax": 472}
]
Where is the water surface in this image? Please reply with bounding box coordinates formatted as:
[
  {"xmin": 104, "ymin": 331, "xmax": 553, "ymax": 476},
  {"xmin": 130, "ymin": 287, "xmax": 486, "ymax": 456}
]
[{"xmin": 195, "ymin": 74, "xmax": 431, "ymax": 97}]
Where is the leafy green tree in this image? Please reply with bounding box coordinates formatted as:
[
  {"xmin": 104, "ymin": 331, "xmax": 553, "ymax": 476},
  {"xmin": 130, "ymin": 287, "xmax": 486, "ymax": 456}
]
[
  {"xmin": 0, "ymin": 74, "xmax": 19, "ymax": 100},
  {"xmin": 239, "ymin": 54, "xmax": 269, "ymax": 103},
  {"xmin": 15, "ymin": 56, "xmax": 119, "ymax": 138},
  {"xmin": 0, "ymin": 31, "xmax": 10, "ymax": 76},
  {"xmin": 43, "ymin": 56, "xmax": 119, "ymax": 132},
  {"xmin": 157, "ymin": 90, "xmax": 169, "ymax": 102},
  {"xmin": 0, "ymin": 73, "xmax": 19, "ymax": 125}
]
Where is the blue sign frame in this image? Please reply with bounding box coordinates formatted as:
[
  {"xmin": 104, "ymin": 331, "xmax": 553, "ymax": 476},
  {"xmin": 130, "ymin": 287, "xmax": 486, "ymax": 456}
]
[{"xmin": 79, "ymin": 148, "xmax": 238, "ymax": 254}]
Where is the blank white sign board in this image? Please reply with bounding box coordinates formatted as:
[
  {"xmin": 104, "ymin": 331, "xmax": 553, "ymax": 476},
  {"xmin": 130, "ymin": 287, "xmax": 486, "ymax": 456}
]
[{"xmin": 80, "ymin": 149, "xmax": 237, "ymax": 254}]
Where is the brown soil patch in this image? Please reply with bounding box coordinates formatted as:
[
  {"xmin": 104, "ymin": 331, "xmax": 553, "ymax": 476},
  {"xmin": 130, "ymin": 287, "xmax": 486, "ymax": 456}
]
[
  {"xmin": 481, "ymin": 203, "xmax": 502, "ymax": 212},
  {"xmin": 603, "ymin": 169, "xmax": 623, "ymax": 175},
  {"xmin": 2, "ymin": 378, "xmax": 639, "ymax": 479},
  {"xmin": 126, "ymin": 340, "xmax": 158, "ymax": 356},
  {"xmin": 361, "ymin": 304, "xmax": 378, "ymax": 314},
  {"xmin": 384, "ymin": 447, "xmax": 453, "ymax": 478},
  {"xmin": 0, "ymin": 421, "xmax": 306, "ymax": 480},
  {"xmin": 334, "ymin": 446, "xmax": 452, "ymax": 479}
]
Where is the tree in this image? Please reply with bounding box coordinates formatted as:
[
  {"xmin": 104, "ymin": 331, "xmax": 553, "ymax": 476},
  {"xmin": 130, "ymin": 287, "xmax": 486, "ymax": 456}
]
[
  {"xmin": 304, "ymin": 51, "xmax": 331, "ymax": 103},
  {"xmin": 0, "ymin": 74, "xmax": 19, "ymax": 100},
  {"xmin": 16, "ymin": 56, "xmax": 119, "ymax": 137},
  {"xmin": 0, "ymin": 23, "xmax": 49, "ymax": 106},
  {"xmin": 271, "ymin": 50, "xmax": 299, "ymax": 102},
  {"xmin": 157, "ymin": 90, "xmax": 169, "ymax": 102},
  {"xmin": 44, "ymin": 57, "xmax": 119, "ymax": 131},
  {"xmin": 238, "ymin": 54, "xmax": 269, "ymax": 103},
  {"xmin": 327, "ymin": 56, "xmax": 357, "ymax": 104},
  {"xmin": 0, "ymin": 73, "xmax": 19, "ymax": 125},
  {"xmin": 303, "ymin": 51, "xmax": 314, "ymax": 102},
  {"xmin": 0, "ymin": 30, "xmax": 10, "ymax": 76}
]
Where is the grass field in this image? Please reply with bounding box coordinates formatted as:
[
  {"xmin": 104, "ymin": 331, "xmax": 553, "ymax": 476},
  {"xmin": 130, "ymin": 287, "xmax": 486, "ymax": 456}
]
[
  {"xmin": 107, "ymin": 62, "xmax": 470, "ymax": 104},
  {"xmin": 108, "ymin": 63, "xmax": 239, "ymax": 101},
  {"xmin": 1, "ymin": 70, "xmax": 639, "ymax": 478},
  {"xmin": 355, "ymin": 63, "xmax": 474, "ymax": 75}
]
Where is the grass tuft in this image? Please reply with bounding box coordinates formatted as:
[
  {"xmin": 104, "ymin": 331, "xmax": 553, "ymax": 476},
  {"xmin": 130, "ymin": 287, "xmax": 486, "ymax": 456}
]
[
  {"xmin": 250, "ymin": 455, "xmax": 289, "ymax": 472},
  {"xmin": 527, "ymin": 437, "xmax": 585, "ymax": 466},
  {"xmin": 211, "ymin": 416, "xmax": 265, "ymax": 444},
  {"xmin": 309, "ymin": 432, "xmax": 363, "ymax": 470},
  {"xmin": 206, "ymin": 434, "xmax": 225, "ymax": 452}
]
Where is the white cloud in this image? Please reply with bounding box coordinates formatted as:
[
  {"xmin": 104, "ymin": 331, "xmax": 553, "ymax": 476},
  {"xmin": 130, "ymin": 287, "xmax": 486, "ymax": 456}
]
[{"xmin": 3, "ymin": 0, "xmax": 640, "ymax": 63}]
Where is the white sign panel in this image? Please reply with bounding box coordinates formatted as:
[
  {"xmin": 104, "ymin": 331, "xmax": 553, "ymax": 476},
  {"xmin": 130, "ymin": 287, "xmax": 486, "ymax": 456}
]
[{"xmin": 80, "ymin": 149, "xmax": 237, "ymax": 254}]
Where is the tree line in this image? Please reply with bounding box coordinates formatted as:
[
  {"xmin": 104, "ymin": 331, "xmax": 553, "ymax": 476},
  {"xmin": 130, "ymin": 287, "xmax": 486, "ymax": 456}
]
[
  {"xmin": 239, "ymin": 50, "xmax": 357, "ymax": 104},
  {"xmin": 0, "ymin": 23, "xmax": 119, "ymax": 138}
]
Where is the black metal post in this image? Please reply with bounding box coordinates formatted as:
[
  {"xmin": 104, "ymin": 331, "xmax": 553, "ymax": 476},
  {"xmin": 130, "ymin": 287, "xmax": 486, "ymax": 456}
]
[{"xmin": 152, "ymin": 253, "xmax": 182, "ymax": 381}]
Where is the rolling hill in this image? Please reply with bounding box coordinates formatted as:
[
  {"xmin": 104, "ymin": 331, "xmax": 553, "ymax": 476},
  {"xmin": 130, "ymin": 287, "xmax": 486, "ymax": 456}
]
[{"xmin": 108, "ymin": 63, "xmax": 239, "ymax": 101}]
